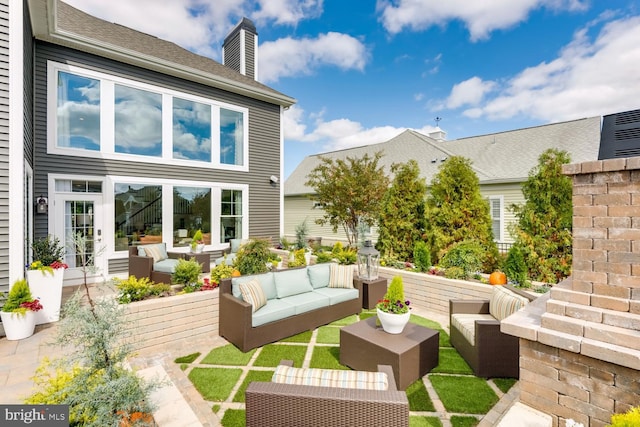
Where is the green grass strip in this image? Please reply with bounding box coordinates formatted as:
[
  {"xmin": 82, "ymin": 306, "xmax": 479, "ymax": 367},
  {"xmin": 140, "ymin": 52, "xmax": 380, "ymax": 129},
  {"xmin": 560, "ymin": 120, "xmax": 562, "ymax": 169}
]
[
  {"xmin": 309, "ymin": 346, "xmax": 346, "ymax": 369},
  {"xmin": 220, "ymin": 409, "xmax": 245, "ymax": 427},
  {"xmin": 188, "ymin": 367, "xmax": 242, "ymax": 401},
  {"xmin": 432, "ymin": 348, "xmax": 473, "ymax": 374},
  {"xmin": 200, "ymin": 344, "xmax": 256, "ymax": 366},
  {"xmin": 406, "ymin": 379, "xmax": 435, "ymax": 411},
  {"xmin": 492, "ymin": 377, "xmax": 517, "ymax": 394},
  {"xmin": 279, "ymin": 330, "xmax": 312, "ymax": 343},
  {"xmin": 316, "ymin": 325, "xmax": 340, "ymax": 344},
  {"xmin": 451, "ymin": 415, "xmax": 480, "ymax": 427},
  {"xmin": 232, "ymin": 370, "xmax": 274, "ymax": 402},
  {"xmin": 329, "ymin": 314, "xmax": 359, "ymax": 326},
  {"xmin": 430, "ymin": 375, "xmax": 498, "ymax": 414},
  {"xmin": 174, "ymin": 352, "xmax": 200, "ymax": 364},
  {"xmin": 410, "ymin": 416, "xmax": 443, "ymax": 427},
  {"xmin": 253, "ymin": 343, "xmax": 307, "ymax": 367}
]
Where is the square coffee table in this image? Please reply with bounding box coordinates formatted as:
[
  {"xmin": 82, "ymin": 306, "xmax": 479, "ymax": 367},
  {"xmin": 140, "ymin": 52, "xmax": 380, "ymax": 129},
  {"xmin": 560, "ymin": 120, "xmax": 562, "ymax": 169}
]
[{"xmin": 340, "ymin": 316, "xmax": 439, "ymax": 390}]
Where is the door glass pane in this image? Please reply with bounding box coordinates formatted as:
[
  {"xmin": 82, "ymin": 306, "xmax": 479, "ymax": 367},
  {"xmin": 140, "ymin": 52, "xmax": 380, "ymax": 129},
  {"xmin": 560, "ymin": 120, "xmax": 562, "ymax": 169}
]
[
  {"xmin": 114, "ymin": 183, "xmax": 163, "ymax": 248},
  {"xmin": 64, "ymin": 201, "xmax": 95, "ymax": 268},
  {"xmin": 57, "ymin": 71, "xmax": 100, "ymax": 150},
  {"xmin": 173, "ymin": 98, "xmax": 211, "ymax": 162},
  {"xmin": 220, "ymin": 108, "xmax": 244, "ymax": 166},
  {"xmin": 115, "ymin": 84, "xmax": 162, "ymax": 157}
]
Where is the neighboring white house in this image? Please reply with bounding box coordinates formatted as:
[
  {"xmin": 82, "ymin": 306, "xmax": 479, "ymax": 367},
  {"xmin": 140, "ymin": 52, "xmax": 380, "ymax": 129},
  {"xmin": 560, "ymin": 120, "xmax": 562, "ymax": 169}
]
[{"xmin": 284, "ymin": 116, "xmax": 602, "ymax": 248}]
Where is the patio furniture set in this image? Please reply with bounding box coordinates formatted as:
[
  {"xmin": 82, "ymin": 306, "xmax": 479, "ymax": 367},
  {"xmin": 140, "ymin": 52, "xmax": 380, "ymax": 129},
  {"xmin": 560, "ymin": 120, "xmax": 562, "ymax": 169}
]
[{"xmin": 128, "ymin": 242, "xmax": 533, "ymax": 425}]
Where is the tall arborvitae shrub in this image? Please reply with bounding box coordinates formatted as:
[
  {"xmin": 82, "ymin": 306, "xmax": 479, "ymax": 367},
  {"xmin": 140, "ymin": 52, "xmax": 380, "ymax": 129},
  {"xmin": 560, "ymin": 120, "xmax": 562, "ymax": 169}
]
[
  {"xmin": 426, "ymin": 156, "xmax": 498, "ymax": 270},
  {"xmin": 413, "ymin": 241, "xmax": 431, "ymax": 273},
  {"xmin": 377, "ymin": 160, "xmax": 428, "ymax": 262},
  {"xmin": 509, "ymin": 149, "xmax": 573, "ymax": 283}
]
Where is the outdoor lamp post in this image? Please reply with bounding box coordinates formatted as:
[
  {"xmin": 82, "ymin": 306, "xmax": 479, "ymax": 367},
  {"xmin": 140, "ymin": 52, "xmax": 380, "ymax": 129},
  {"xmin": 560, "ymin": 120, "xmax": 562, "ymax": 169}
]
[{"xmin": 357, "ymin": 240, "xmax": 380, "ymax": 280}]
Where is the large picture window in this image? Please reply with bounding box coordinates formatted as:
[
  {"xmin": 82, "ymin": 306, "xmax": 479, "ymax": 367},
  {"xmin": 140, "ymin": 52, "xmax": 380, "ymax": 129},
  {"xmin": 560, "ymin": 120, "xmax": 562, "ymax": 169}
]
[
  {"xmin": 173, "ymin": 187, "xmax": 212, "ymax": 248},
  {"xmin": 114, "ymin": 184, "xmax": 163, "ymax": 248},
  {"xmin": 49, "ymin": 62, "xmax": 248, "ymax": 170},
  {"xmin": 115, "ymin": 85, "xmax": 162, "ymax": 156},
  {"xmin": 57, "ymin": 71, "xmax": 100, "ymax": 150}
]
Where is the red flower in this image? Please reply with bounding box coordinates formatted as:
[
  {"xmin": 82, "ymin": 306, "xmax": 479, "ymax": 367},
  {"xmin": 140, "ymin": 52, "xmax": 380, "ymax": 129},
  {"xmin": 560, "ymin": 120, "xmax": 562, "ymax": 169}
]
[
  {"xmin": 50, "ymin": 260, "xmax": 68, "ymax": 269},
  {"xmin": 20, "ymin": 299, "xmax": 43, "ymax": 312}
]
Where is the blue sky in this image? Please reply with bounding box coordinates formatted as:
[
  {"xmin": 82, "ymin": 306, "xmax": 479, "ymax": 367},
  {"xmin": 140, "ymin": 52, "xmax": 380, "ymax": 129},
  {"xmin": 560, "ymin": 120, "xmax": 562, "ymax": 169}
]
[{"xmin": 65, "ymin": 1, "xmax": 640, "ymax": 178}]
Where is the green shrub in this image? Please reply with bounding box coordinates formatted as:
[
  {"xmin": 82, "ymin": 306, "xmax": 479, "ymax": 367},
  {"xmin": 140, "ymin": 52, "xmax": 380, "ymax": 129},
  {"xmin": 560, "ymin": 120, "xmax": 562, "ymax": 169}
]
[
  {"xmin": 444, "ymin": 266, "xmax": 466, "ymax": 280},
  {"xmin": 233, "ymin": 238, "xmax": 271, "ymax": 275},
  {"xmin": 288, "ymin": 248, "xmax": 307, "ymax": 267},
  {"xmin": 31, "ymin": 235, "xmax": 65, "ymax": 266},
  {"xmin": 210, "ymin": 262, "xmax": 234, "ymax": 284},
  {"xmin": 413, "ymin": 241, "xmax": 431, "ymax": 272},
  {"xmin": 609, "ymin": 406, "xmax": 640, "ymax": 426},
  {"xmin": 172, "ymin": 257, "xmax": 202, "ymax": 285},
  {"xmin": 114, "ymin": 276, "xmax": 152, "ymax": 304},
  {"xmin": 2, "ymin": 279, "xmax": 34, "ymax": 314},
  {"xmin": 504, "ymin": 245, "xmax": 529, "ymax": 286},
  {"xmin": 294, "ymin": 220, "xmax": 309, "ymax": 250},
  {"xmin": 314, "ymin": 251, "xmax": 334, "ymax": 264},
  {"xmin": 440, "ymin": 240, "xmax": 485, "ymax": 280}
]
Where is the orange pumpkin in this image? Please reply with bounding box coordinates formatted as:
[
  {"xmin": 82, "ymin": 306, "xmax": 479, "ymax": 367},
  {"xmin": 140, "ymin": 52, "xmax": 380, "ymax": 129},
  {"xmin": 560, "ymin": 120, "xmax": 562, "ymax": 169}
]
[
  {"xmin": 231, "ymin": 269, "xmax": 241, "ymax": 277},
  {"xmin": 489, "ymin": 271, "xmax": 507, "ymax": 285}
]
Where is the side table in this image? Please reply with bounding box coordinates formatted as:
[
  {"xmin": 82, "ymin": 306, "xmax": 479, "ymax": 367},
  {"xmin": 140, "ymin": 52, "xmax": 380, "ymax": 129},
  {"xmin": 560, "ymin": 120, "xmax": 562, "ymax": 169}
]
[{"xmin": 354, "ymin": 277, "xmax": 388, "ymax": 309}]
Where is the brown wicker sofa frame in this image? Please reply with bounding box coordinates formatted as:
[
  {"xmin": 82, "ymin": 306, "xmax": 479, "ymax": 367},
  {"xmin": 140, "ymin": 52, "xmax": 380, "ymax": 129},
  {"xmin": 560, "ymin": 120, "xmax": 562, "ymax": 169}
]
[
  {"xmin": 245, "ymin": 360, "xmax": 409, "ymax": 427},
  {"xmin": 219, "ymin": 271, "xmax": 362, "ymax": 352},
  {"xmin": 449, "ymin": 285, "xmax": 535, "ymax": 378},
  {"xmin": 128, "ymin": 245, "xmax": 182, "ymax": 285}
]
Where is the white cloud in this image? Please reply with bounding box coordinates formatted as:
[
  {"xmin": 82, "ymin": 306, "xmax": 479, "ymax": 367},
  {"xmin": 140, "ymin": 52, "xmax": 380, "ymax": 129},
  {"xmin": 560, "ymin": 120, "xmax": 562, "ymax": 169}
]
[
  {"xmin": 254, "ymin": 0, "xmax": 323, "ymax": 25},
  {"xmin": 444, "ymin": 77, "xmax": 497, "ymax": 109},
  {"xmin": 259, "ymin": 33, "xmax": 369, "ymax": 83},
  {"xmin": 283, "ymin": 105, "xmax": 438, "ymax": 152},
  {"xmin": 377, "ymin": 0, "xmax": 588, "ymax": 41},
  {"xmin": 455, "ymin": 15, "xmax": 640, "ymax": 121}
]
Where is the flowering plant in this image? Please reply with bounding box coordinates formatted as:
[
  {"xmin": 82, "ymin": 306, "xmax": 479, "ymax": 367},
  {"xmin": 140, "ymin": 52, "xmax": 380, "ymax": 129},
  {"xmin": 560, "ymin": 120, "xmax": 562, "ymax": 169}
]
[
  {"xmin": 50, "ymin": 260, "xmax": 69, "ymax": 270},
  {"xmin": 376, "ymin": 275, "xmax": 411, "ymax": 314},
  {"xmin": 1, "ymin": 279, "xmax": 43, "ymax": 316}
]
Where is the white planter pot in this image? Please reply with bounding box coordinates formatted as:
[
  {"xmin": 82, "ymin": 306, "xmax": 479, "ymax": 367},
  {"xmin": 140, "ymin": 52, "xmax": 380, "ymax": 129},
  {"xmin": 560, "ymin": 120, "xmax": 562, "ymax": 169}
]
[
  {"xmin": 0, "ymin": 310, "xmax": 36, "ymax": 340},
  {"xmin": 26, "ymin": 268, "xmax": 64, "ymax": 324},
  {"xmin": 304, "ymin": 252, "xmax": 312, "ymax": 265},
  {"xmin": 376, "ymin": 308, "xmax": 410, "ymax": 334}
]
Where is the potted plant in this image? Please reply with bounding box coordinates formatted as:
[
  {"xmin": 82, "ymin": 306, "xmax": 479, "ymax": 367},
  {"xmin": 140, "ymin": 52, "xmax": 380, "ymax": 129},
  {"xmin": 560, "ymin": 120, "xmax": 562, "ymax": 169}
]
[
  {"xmin": 1, "ymin": 279, "xmax": 43, "ymax": 340},
  {"xmin": 190, "ymin": 229, "xmax": 205, "ymax": 253},
  {"xmin": 376, "ymin": 275, "xmax": 411, "ymax": 334},
  {"xmin": 28, "ymin": 235, "xmax": 67, "ymax": 324}
]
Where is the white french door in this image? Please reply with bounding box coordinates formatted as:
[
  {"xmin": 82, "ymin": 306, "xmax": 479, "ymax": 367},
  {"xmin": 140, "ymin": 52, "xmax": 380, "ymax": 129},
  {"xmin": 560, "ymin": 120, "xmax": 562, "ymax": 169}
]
[{"xmin": 53, "ymin": 193, "xmax": 105, "ymax": 285}]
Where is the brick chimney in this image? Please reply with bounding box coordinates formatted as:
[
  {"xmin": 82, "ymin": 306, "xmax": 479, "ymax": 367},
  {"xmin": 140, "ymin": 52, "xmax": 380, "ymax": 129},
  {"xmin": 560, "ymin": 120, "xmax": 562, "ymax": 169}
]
[
  {"xmin": 223, "ymin": 17, "xmax": 258, "ymax": 81},
  {"xmin": 502, "ymin": 156, "xmax": 640, "ymax": 426}
]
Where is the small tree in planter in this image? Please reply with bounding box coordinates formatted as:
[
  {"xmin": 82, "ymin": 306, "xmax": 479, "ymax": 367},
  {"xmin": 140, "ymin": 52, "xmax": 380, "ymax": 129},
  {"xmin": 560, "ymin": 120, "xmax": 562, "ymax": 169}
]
[{"xmin": 31, "ymin": 235, "xmax": 65, "ymax": 267}]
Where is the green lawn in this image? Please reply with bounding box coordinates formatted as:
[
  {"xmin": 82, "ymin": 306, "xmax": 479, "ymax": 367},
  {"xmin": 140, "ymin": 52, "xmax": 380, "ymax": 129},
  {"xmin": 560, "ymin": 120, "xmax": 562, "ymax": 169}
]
[{"xmin": 176, "ymin": 312, "xmax": 510, "ymax": 427}]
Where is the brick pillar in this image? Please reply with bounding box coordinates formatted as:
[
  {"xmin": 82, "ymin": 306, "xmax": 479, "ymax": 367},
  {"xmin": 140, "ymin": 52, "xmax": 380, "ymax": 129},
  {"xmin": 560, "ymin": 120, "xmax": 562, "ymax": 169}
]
[{"xmin": 502, "ymin": 156, "xmax": 640, "ymax": 427}]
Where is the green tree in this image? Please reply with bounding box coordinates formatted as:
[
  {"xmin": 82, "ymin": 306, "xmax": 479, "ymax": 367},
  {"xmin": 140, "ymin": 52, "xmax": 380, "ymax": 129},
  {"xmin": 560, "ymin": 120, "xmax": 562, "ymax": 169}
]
[
  {"xmin": 426, "ymin": 156, "xmax": 497, "ymax": 267},
  {"xmin": 377, "ymin": 160, "xmax": 428, "ymax": 262},
  {"xmin": 509, "ymin": 148, "xmax": 573, "ymax": 283},
  {"xmin": 305, "ymin": 151, "xmax": 389, "ymax": 246}
]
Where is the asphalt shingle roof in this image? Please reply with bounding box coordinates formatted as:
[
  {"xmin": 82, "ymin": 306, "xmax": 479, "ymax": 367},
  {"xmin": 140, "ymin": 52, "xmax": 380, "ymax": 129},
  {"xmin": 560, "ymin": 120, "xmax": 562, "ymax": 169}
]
[{"xmin": 285, "ymin": 116, "xmax": 602, "ymax": 195}]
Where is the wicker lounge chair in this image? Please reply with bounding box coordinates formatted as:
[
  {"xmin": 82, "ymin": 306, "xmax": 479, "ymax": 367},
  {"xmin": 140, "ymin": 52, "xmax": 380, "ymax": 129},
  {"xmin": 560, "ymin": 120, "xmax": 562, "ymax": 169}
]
[{"xmin": 245, "ymin": 360, "xmax": 409, "ymax": 427}]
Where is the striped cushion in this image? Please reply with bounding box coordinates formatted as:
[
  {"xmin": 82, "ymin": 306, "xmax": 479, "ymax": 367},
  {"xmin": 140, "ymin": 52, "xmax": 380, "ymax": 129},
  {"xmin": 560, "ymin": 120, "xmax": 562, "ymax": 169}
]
[
  {"xmin": 272, "ymin": 365, "xmax": 388, "ymax": 391},
  {"xmin": 328, "ymin": 264, "xmax": 354, "ymax": 289},
  {"xmin": 489, "ymin": 285, "xmax": 530, "ymax": 321},
  {"xmin": 451, "ymin": 313, "xmax": 496, "ymax": 345},
  {"xmin": 141, "ymin": 244, "xmax": 167, "ymax": 263},
  {"xmin": 239, "ymin": 279, "xmax": 267, "ymax": 313}
]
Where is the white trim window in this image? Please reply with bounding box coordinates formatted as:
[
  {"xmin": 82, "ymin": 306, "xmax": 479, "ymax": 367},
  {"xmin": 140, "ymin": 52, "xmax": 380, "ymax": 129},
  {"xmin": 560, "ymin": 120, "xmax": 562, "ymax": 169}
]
[
  {"xmin": 47, "ymin": 61, "xmax": 249, "ymax": 171},
  {"xmin": 109, "ymin": 176, "xmax": 248, "ymax": 253},
  {"xmin": 488, "ymin": 196, "xmax": 504, "ymax": 242}
]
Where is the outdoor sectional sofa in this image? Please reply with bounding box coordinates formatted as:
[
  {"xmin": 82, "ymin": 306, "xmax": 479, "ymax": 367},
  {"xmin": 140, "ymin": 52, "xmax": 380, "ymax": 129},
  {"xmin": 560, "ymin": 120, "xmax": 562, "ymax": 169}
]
[
  {"xmin": 449, "ymin": 284, "xmax": 536, "ymax": 378},
  {"xmin": 245, "ymin": 360, "xmax": 409, "ymax": 427},
  {"xmin": 219, "ymin": 263, "xmax": 362, "ymax": 352}
]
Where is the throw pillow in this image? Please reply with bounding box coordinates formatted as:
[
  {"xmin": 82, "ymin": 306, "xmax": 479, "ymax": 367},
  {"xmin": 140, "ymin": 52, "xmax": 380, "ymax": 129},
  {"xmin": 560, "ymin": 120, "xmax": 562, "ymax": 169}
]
[
  {"xmin": 272, "ymin": 365, "xmax": 388, "ymax": 391},
  {"xmin": 238, "ymin": 279, "xmax": 267, "ymax": 313},
  {"xmin": 328, "ymin": 264, "xmax": 354, "ymax": 289},
  {"xmin": 307, "ymin": 263, "xmax": 331, "ymax": 289},
  {"xmin": 142, "ymin": 244, "xmax": 167, "ymax": 263},
  {"xmin": 489, "ymin": 285, "xmax": 530, "ymax": 321}
]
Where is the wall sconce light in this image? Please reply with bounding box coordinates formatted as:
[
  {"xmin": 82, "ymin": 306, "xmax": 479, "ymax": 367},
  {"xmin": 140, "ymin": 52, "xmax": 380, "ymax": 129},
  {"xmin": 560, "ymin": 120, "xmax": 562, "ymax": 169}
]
[
  {"xmin": 270, "ymin": 175, "xmax": 279, "ymax": 184},
  {"xmin": 36, "ymin": 195, "xmax": 48, "ymax": 214}
]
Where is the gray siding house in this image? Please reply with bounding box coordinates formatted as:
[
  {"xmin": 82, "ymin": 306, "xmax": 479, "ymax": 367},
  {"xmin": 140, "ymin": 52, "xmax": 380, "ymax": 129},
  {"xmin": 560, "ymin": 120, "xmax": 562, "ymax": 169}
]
[
  {"xmin": 2, "ymin": 0, "xmax": 294, "ymax": 291},
  {"xmin": 284, "ymin": 117, "xmax": 601, "ymax": 248}
]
